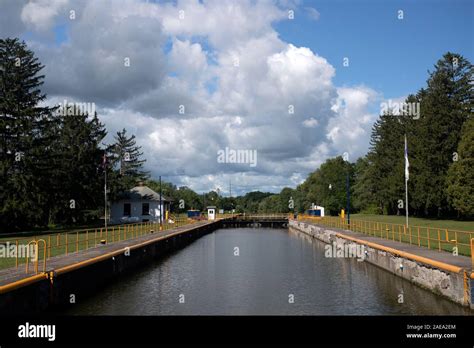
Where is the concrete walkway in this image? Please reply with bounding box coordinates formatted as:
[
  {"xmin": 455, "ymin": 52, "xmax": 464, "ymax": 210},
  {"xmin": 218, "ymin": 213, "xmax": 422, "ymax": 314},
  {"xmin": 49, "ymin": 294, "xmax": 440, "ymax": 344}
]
[
  {"xmin": 307, "ymin": 222, "xmax": 472, "ymax": 271},
  {"xmin": 0, "ymin": 220, "xmax": 216, "ymax": 288}
]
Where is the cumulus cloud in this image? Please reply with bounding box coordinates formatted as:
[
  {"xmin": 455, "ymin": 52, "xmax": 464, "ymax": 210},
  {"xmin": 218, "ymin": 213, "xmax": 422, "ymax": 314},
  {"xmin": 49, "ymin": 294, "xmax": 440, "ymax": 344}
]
[
  {"xmin": 35, "ymin": 1, "xmax": 166, "ymax": 106},
  {"xmin": 5, "ymin": 0, "xmax": 380, "ymax": 194},
  {"xmin": 326, "ymin": 86, "xmax": 380, "ymax": 160},
  {"xmin": 21, "ymin": 0, "xmax": 68, "ymax": 31}
]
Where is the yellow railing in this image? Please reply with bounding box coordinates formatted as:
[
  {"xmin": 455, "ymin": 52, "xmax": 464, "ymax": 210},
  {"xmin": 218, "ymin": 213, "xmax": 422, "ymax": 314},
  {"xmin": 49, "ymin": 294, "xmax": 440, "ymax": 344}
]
[
  {"xmin": 216, "ymin": 213, "xmax": 237, "ymax": 219},
  {"xmin": 25, "ymin": 239, "xmax": 46, "ymax": 274},
  {"xmin": 0, "ymin": 215, "xmax": 199, "ymax": 273},
  {"xmin": 296, "ymin": 214, "xmax": 474, "ymax": 258},
  {"xmin": 238, "ymin": 213, "xmax": 289, "ymax": 220}
]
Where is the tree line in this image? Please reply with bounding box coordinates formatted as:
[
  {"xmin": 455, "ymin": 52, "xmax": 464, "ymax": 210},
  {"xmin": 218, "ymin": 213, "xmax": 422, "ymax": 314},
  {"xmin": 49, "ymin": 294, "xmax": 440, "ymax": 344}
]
[
  {"xmin": 1, "ymin": 38, "xmax": 148, "ymax": 232},
  {"xmin": 1, "ymin": 39, "xmax": 472, "ymax": 234},
  {"xmin": 255, "ymin": 52, "xmax": 473, "ymax": 219},
  {"xmin": 0, "ymin": 38, "xmax": 276, "ymax": 232}
]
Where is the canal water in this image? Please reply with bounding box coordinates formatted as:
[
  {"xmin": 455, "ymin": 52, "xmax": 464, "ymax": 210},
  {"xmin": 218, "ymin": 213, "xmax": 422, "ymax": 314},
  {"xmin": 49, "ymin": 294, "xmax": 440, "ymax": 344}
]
[{"xmin": 67, "ymin": 227, "xmax": 472, "ymax": 315}]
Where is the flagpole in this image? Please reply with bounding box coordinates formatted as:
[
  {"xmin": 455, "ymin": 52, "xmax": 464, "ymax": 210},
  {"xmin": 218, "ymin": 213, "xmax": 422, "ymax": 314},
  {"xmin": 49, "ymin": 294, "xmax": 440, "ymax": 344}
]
[
  {"xmin": 404, "ymin": 135, "xmax": 409, "ymax": 228},
  {"xmin": 104, "ymin": 152, "xmax": 108, "ymax": 230},
  {"xmin": 405, "ymin": 170, "xmax": 408, "ymax": 228},
  {"xmin": 159, "ymin": 175, "xmax": 162, "ymax": 230}
]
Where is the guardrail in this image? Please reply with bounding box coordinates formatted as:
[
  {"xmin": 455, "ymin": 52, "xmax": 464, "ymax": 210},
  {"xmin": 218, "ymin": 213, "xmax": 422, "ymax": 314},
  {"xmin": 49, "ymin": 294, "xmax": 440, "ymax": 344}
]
[
  {"xmin": 0, "ymin": 214, "xmax": 199, "ymax": 274},
  {"xmin": 295, "ymin": 214, "xmax": 474, "ymax": 258},
  {"xmin": 237, "ymin": 213, "xmax": 290, "ymax": 220}
]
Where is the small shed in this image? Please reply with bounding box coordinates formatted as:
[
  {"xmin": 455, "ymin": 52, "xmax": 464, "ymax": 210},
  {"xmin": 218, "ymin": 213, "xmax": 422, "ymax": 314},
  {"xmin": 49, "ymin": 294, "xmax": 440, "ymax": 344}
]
[
  {"xmin": 307, "ymin": 205, "xmax": 325, "ymax": 217},
  {"xmin": 207, "ymin": 206, "xmax": 217, "ymax": 220},
  {"xmin": 110, "ymin": 183, "xmax": 171, "ymax": 224},
  {"xmin": 187, "ymin": 210, "xmax": 201, "ymax": 219}
]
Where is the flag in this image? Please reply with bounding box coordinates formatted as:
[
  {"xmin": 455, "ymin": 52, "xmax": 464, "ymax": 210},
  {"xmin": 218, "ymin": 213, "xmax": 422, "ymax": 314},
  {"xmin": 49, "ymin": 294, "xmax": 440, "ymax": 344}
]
[
  {"xmin": 404, "ymin": 135, "xmax": 409, "ymax": 181},
  {"xmin": 102, "ymin": 153, "xmax": 107, "ymax": 169}
]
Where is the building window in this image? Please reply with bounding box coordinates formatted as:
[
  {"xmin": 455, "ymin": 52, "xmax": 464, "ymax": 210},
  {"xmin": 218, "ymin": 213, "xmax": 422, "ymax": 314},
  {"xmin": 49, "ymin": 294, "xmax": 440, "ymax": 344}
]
[
  {"xmin": 123, "ymin": 203, "xmax": 131, "ymax": 216},
  {"xmin": 142, "ymin": 203, "xmax": 150, "ymax": 215}
]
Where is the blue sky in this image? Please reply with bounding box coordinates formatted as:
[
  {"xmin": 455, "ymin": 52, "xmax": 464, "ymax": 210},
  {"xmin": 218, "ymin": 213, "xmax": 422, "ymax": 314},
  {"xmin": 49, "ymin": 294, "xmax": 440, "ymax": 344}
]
[{"xmin": 276, "ymin": 0, "xmax": 474, "ymax": 99}]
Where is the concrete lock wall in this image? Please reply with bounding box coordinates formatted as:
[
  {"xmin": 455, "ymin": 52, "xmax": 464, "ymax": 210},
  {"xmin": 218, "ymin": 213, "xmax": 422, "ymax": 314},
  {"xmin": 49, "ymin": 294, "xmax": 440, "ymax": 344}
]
[
  {"xmin": 0, "ymin": 222, "xmax": 221, "ymax": 313},
  {"xmin": 289, "ymin": 220, "xmax": 472, "ymax": 309}
]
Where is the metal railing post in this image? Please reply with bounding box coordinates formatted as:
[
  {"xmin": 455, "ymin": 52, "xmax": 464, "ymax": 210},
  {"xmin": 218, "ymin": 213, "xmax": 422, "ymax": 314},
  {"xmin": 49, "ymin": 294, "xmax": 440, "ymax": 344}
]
[
  {"xmin": 471, "ymin": 239, "xmax": 474, "ymax": 269},
  {"xmin": 15, "ymin": 240, "xmax": 18, "ymax": 268}
]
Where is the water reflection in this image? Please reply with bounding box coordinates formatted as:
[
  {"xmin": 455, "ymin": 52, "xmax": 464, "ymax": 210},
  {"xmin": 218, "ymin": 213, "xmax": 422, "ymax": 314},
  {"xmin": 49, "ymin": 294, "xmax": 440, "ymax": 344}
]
[{"xmin": 67, "ymin": 228, "xmax": 473, "ymax": 315}]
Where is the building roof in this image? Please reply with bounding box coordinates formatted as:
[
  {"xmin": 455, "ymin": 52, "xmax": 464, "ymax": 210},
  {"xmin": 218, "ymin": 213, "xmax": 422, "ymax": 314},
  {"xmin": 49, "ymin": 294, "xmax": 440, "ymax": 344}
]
[{"xmin": 117, "ymin": 185, "xmax": 171, "ymax": 202}]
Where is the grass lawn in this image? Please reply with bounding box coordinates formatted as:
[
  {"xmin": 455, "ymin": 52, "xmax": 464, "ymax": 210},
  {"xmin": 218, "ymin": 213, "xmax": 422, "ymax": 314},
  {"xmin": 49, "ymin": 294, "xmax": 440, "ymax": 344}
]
[
  {"xmin": 350, "ymin": 214, "xmax": 474, "ymax": 232},
  {"xmin": 0, "ymin": 216, "xmax": 194, "ymax": 271},
  {"xmin": 314, "ymin": 214, "xmax": 474, "ymax": 257}
]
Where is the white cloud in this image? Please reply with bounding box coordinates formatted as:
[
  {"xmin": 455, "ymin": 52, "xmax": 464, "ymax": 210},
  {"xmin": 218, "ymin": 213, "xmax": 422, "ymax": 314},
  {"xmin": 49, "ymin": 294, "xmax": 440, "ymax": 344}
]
[
  {"xmin": 8, "ymin": 0, "xmax": 381, "ymax": 194},
  {"xmin": 21, "ymin": 0, "xmax": 68, "ymax": 31},
  {"xmin": 325, "ymin": 86, "xmax": 379, "ymax": 159},
  {"xmin": 302, "ymin": 118, "xmax": 319, "ymax": 128},
  {"xmin": 169, "ymin": 39, "xmax": 209, "ymax": 82},
  {"xmin": 158, "ymin": 0, "xmax": 287, "ymax": 49}
]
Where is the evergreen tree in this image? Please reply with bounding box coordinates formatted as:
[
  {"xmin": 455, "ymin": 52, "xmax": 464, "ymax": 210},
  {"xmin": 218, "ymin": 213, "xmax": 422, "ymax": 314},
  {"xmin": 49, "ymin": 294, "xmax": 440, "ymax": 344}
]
[
  {"xmin": 446, "ymin": 117, "xmax": 474, "ymax": 217},
  {"xmin": 411, "ymin": 53, "xmax": 473, "ymax": 217},
  {"xmin": 353, "ymin": 156, "xmax": 377, "ymax": 213},
  {"xmin": 0, "ymin": 38, "xmax": 56, "ymax": 231},
  {"xmin": 108, "ymin": 128, "xmax": 149, "ymax": 196},
  {"xmin": 366, "ymin": 114, "xmax": 402, "ymax": 214},
  {"xmin": 48, "ymin": 110, "xmax": 107, "ymax": 224}
]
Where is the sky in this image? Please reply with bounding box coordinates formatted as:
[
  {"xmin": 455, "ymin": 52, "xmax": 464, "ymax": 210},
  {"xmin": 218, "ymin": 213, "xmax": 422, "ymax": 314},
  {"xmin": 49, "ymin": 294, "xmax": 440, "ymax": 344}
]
[{"xmin": 1, "ymin": 0, "xmax": 473, "ymax": 195}]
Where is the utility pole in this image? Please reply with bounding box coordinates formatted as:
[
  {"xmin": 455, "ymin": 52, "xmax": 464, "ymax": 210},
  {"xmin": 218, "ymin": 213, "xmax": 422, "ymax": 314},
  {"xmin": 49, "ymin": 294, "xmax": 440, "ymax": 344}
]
[
  {"xmin": 159, "ymin": 175, "xmax": 162, "ymax": 230},
  {"xmin": 103, "ymin": 152, "xmax": 108, "ymax": 230},
  {"xmin": 346, "ymin": 171, "xmax": 350, "ymax": 227},
  {"xmin": 404, "ymin": 134, "xmax": 409, "ymax": 228}
]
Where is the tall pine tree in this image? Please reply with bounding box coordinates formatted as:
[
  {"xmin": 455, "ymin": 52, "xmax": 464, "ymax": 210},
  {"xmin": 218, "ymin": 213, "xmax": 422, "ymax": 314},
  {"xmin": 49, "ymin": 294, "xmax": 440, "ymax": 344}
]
[
  {"xmin": 108, "ymin": 128, "xmax": 148, "ymax": 197},
  {"xmin": 446, "ymin": 117, "xmax": 474, "ymax": 217},
  {"xmin": 47, "ymin": 108, "xmax": 107, "ymax": 224},
  {"xmin": 0, "ymin": 38, "xmax": 57, "ymax": 231},
  {"xmin": 411, "ymin": 53, "xmax": 473, "ymax": 217}
]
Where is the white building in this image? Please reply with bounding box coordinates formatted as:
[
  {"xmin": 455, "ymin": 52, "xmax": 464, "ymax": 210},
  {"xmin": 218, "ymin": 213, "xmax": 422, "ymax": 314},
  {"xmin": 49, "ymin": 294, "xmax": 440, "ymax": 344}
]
[{"xmin": 110, "ymin": 184, "xmax": 171, "ymax": 224}]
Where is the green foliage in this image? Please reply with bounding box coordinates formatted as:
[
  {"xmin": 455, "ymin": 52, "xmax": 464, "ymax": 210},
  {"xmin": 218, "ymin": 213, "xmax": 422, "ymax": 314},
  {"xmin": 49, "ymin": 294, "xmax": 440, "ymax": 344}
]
[
  {"xmin": 300, "ymin": 157, "xmax": 354, "ymax": 215},
  {"xmin": 235, "ymin": 191, "xmax": 274, "ymax": 213},
  {"xmin": 353, "ymin": 156, "xmax": 377, "ymax": 213},
  {"xmin": 410, "ymin": 53, "xmax": 473, "ymax": 217},
  {"xmin": 365, "ymin": 112, "xmax": 407, "ymax": 215},
  {"xmin": 0, "ymin": 39, "xmax": 145, "ymax": 232},
  {"xmin": 446, "ymin": 117, "xmax": 474, "ymax": 217},
  {"xmin": 107, "ymin": 128, "xmax": 149, "ymax": 198},
  {"xmin": 0, "ymin": 38, "xmax": 57, "ymax": 230},
  {"xmin": 355, "ymin": 52, "xmax": 473, "ymax": 218},
  {"xmin": 47, "ymin": 112, "xmax": 107, "ymax": 224},
  {"xmin": 1, "ymin": 41, "xmax": 472, "ymax": 233}
]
